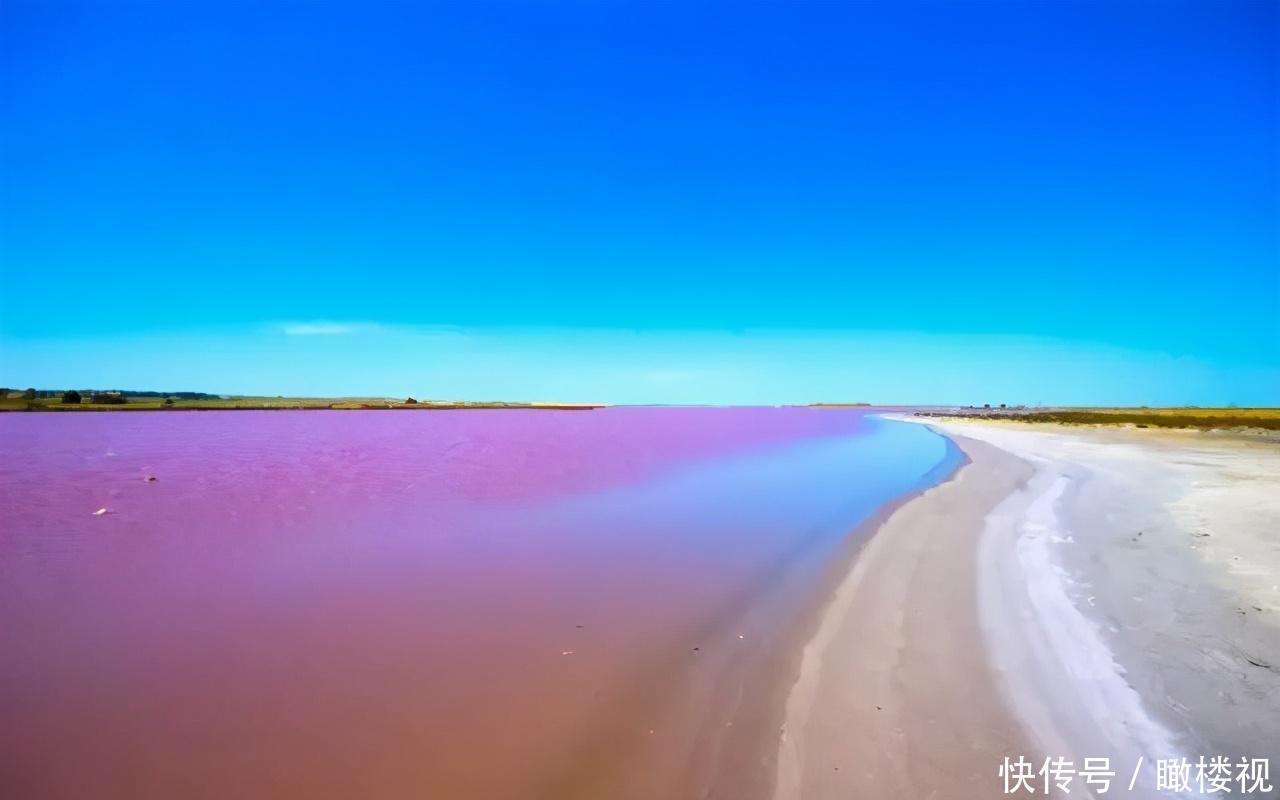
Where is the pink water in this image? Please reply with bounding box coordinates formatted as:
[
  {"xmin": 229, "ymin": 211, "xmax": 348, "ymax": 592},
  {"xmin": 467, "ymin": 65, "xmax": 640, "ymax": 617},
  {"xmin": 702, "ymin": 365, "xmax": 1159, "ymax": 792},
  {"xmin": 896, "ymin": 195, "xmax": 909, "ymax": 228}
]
[{"xmin": 0, "ymin": 407, "xmax": 957, "ymax": 800}]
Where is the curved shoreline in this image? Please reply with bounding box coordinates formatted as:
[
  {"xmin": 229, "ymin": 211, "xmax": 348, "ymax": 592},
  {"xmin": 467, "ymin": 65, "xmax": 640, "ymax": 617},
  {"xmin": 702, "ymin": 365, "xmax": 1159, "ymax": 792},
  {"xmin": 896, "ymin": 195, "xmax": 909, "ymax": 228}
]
[
  {"xmin": 772, "ymin": 432, "xmax": 1035, "ymax": 799},
  {"xmin": 773, "ymin": 419, "xmax": 1280, "ymax": 799},
  {"xmin": 722, "ymin": 428, "xmax": 969, "ymax": 800},
  {"xmin": 622, "ymin": 418, "xmax": 969, "ymax": 800}
]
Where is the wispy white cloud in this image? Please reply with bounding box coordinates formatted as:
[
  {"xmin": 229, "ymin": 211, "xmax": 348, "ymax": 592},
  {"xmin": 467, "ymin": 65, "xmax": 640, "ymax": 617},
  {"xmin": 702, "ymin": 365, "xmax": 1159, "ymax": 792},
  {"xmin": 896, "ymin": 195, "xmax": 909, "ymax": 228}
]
[
  {"xmin": 281, "ymin": 322, "xmax": 373, "ymax": 336},
  {"xmin": 276, "ymin": 322, "xmax": 471, "ymax": 339}
]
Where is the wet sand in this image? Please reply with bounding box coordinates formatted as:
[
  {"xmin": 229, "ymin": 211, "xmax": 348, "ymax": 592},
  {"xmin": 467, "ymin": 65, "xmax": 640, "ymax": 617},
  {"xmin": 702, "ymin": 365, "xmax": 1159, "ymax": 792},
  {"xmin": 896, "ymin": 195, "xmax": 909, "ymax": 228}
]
[
  {"xmin": 775, "ymin": 435, "xmax": 1039, "ymax": 799},
  {"xmin": 777, "ymin": 419, "xmax": 1280, "ymax": 799}
]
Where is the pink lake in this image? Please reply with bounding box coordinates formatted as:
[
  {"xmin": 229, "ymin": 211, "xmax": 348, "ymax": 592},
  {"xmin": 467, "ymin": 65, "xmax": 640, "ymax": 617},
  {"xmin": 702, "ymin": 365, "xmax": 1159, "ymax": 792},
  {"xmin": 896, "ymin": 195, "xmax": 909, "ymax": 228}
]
[{"xmin": 0, "ymin": 407, "xmax": 959, "ymax": 800}]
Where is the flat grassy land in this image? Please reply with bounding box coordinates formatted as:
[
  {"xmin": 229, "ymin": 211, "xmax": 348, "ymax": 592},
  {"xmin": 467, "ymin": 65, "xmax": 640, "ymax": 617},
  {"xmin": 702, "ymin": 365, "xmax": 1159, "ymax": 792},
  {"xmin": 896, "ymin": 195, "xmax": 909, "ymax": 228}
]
[
  {"xmin": 917, "ymin": 407, "xmax": 1280, "ymax": 431},
  {"xmin": 0, "ymin": 396, "xmax": 602, "ymax": 412}
]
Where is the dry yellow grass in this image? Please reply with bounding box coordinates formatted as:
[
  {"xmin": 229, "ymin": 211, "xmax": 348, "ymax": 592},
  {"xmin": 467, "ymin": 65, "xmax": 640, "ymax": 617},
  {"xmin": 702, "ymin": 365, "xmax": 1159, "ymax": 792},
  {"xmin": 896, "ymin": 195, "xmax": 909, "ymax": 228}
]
[{"xmin": 923, "ymin": 407, "xmax": 1280, "ymax": 431}]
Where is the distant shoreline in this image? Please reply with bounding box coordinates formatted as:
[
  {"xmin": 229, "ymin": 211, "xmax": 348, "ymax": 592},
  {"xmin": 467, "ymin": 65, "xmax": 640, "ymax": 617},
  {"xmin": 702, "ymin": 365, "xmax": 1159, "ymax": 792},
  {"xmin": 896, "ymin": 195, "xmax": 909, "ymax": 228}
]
[
  {"xmin": 913, "ymin": 406, "xmax": 1280, "ymax": 432},
  {"xmin": 2, "ymin": 397, "xmax": 1277, "ymax": 429},
  {"xmin": 2, "ymin": 391, "xmax": 1280, "ymax": 427},
  {"xmin": 0, "ymin": 397, "xmax": 604, "ymax": 412}
]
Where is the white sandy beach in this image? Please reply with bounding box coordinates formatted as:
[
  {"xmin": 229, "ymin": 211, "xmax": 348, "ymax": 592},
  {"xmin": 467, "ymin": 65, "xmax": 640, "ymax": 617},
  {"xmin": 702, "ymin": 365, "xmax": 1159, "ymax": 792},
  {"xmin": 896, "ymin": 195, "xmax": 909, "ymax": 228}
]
[{"xmin": 775, "ymin": 419, "xmax": 1280, "ymax": 800}]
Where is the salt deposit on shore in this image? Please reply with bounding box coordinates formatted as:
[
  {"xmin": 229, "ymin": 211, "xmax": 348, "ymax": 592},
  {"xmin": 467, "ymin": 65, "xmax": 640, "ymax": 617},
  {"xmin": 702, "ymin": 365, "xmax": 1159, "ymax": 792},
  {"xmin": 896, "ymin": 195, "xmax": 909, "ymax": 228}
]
[{"xmin": 776, "ymin": 418, "xmax": 1279, "ymax": 799}]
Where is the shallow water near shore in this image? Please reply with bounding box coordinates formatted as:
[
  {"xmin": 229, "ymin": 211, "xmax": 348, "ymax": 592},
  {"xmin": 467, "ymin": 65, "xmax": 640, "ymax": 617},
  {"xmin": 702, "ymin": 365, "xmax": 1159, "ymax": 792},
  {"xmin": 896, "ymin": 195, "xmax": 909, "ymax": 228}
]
[{"xmin": 0, "ymin": 408, "xmax": 958, "ymax": 799}]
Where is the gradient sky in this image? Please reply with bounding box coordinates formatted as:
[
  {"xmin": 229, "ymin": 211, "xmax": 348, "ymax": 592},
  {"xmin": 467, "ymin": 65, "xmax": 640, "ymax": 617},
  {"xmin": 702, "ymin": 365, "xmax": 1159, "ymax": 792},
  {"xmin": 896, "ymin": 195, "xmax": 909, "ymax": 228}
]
[{"xmin": 1, "ymin": 0, "xmax": 1277, "ymax": 404}]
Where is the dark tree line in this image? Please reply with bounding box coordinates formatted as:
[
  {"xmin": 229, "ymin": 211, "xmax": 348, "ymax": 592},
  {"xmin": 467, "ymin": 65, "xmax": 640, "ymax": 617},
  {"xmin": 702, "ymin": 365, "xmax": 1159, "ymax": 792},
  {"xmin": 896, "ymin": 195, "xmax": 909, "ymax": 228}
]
[{"xmin": 5, "ymin": 388, "xmax": 221, "ymax": 404}]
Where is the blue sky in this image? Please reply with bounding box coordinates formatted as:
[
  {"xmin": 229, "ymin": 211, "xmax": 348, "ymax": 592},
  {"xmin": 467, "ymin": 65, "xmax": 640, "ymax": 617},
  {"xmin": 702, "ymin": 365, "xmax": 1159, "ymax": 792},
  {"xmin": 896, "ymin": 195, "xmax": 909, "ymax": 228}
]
[{"xmin": 1, "ymin": 1, "xmax": 1276, "ymax": 404}]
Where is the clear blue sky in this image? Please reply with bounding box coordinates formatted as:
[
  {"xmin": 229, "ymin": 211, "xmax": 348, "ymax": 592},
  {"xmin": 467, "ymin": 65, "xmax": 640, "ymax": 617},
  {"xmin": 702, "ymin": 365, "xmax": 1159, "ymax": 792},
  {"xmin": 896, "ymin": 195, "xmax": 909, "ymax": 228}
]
[{"xmin": 1, "ymin": 0, "xmax": 1276, "ymax": 404}]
